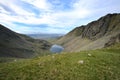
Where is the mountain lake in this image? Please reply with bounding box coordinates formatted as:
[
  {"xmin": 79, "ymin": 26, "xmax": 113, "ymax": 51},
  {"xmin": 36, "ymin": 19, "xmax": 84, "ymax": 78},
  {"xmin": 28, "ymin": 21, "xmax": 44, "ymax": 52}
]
[{"xmin": 50, "ymin": 44, "xmax": 64, "ymax": 53}]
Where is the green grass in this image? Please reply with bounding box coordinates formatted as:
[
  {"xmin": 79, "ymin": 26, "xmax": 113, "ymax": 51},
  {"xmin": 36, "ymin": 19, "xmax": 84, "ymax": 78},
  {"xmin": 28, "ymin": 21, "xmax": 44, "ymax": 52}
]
[{"xmin": 0, "ymin": 47, "xmax": 120, "ymax": 80}]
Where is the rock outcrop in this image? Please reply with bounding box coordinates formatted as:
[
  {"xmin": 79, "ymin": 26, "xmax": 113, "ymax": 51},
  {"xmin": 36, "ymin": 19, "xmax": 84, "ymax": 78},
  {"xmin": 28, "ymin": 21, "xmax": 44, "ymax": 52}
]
[{"xmin": 105, "ymin": 33, "xmax": 120, "ymax": 47}]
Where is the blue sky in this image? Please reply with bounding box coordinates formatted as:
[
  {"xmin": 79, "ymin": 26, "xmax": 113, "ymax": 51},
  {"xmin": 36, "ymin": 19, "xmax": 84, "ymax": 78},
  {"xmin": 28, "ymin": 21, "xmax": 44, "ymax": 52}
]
[{"xmin": 0, "ymin": 0, "xmax": 120, "ymax": 34}]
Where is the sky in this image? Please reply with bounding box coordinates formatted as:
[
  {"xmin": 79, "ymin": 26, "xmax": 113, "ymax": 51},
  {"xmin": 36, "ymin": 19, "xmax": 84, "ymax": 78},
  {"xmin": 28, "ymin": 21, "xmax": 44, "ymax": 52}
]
[{"xmin": 0, "ymin": 0, "xmax": 120, "ymax": 34}]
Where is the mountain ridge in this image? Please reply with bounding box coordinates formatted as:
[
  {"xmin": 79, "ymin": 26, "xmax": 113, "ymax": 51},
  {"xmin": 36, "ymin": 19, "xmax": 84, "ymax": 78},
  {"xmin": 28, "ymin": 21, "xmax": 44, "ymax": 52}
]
[
  {"xmin": 68, "ymin": 13, "xmax": 120, "ymax": 39},
  {"xmin": 56, "ymin": 13, "xmax": 120, "ymax": 52}
]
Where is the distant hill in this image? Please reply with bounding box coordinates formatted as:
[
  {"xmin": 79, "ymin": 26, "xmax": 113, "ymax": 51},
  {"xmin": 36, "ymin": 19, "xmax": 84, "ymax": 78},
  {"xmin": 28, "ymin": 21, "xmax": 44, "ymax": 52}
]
[
  {"xmin": 0, "ymin": 24, "xmax": 51, "ymax": 58},
  {"xmin": 56, "ymin": 13, "xmax": 120, "ymax": 52},
  {"xmin": 27, "ymin": 34, "xmax": 64, "ymax": 40}
]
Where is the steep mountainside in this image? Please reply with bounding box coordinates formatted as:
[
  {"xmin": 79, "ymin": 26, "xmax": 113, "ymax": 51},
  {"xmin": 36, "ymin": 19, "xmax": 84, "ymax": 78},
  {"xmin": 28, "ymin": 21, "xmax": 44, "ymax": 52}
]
[
  {"xmin": 56, "ymin": 13, "xmax": 120, "ymax": 52},
  {"xmin": 0, "ymin": 24, "xmax": 51, "ymax": 58}
]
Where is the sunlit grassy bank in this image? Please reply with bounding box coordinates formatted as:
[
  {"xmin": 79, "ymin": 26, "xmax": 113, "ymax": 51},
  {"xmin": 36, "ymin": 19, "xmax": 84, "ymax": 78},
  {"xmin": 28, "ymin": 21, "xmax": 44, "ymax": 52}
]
[{"xmin": 0, "ymin": 45, "xmax": 120, "ymax": 80}]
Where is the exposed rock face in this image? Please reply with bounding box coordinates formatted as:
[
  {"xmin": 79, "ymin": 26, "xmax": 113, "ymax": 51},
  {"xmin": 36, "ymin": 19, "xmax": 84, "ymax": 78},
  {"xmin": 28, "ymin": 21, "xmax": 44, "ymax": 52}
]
[
  {"xmin": 105, "ymin": 33, "xmax": 120, "ymax": 47},
  {"xmin": 69, "ymin": 13, "xmax": 120, "ymax": 40},
  {"xmin": 56, "ymin": 13, "xmax": 120, "ymax": 52},
  {"xmin": 0, "ymin": 24, "xmax": 51, "ymax": 58}
]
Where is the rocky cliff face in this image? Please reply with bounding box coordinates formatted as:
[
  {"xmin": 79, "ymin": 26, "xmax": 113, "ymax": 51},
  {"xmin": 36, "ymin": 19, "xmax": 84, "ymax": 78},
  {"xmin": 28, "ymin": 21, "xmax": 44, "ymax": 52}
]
[
  {"xmin": 56, "ymin": 13, "xmax": 120, "ymax": 52},
  {"xmin": 105, "ymin": 33, "xmax": 120, "ymax": 47},
  {"xmin": 69, "ymin": 13, "xmax": 120, "ymax": 40},
  {"xmin": 0, "ymin": 24, "xmax": 51, "ymax": 58}
]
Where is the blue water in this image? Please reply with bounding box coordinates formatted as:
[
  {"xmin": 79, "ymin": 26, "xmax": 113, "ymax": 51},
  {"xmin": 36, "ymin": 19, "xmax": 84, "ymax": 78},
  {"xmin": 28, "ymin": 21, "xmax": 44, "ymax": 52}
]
[{"xmin": 50, "ymin": 44, "xmax": 64, "ymax": 53}]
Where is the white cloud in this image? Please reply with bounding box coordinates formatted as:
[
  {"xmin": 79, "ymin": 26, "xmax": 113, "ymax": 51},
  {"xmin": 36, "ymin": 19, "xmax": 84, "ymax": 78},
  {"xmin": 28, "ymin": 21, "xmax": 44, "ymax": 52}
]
[
  {"xmin": 0, "ymin": 0, "xmax": 120, "ymax": 34},
  {"xmin": 21, "ymin": 0, "xmax": 52, "ymax": 10},
  {"xmin": 0, "ymin": 6, "xmax": 10, "ymax": 14},
  {"xmin": 0, "ymin": 0, "xmax": 34, "ymax": 16}
]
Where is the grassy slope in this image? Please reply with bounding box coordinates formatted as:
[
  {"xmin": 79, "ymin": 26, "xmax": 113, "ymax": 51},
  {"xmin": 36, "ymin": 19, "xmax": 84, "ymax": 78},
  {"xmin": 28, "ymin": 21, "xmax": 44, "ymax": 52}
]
[
  {"xmin": 0, "ymin": 45, "xmax": 120, "ymax": 80},
  {"xmin": 0, "ymin": 24, "xmax": 51, "ymax": 58}
]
